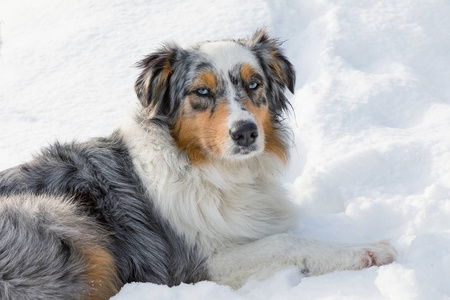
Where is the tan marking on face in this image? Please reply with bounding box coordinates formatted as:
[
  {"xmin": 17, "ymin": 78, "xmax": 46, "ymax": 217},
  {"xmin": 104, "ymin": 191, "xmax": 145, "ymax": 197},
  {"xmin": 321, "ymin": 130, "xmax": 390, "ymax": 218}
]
[
  {"xmin": 241, "ymin": 56, "xmax": 287, "ymax": 162},
  {"xmin": 241, "ymin": 63, "xmax": 258, "ymax": 81},
  {"xmin": 264, "ymin": 120, "xmax": 287, "ymax": 164},
  {"xmin": 242, "ymin": 98, "xmax": 287, "ymax": 164},
  {"xmin": 83, "ymin": 246, "xmax": 119, "ymax": 300},
  {"xmin": 172, "ymin": 98, "xmax": 230, "ymax": 165},
  {"xmin": 187, "ymin": 71, "xmax": 218, "ymax": 111},
  {"xmin": 196, "ymin": 70, "xmax": 217, "ymax": 89}
]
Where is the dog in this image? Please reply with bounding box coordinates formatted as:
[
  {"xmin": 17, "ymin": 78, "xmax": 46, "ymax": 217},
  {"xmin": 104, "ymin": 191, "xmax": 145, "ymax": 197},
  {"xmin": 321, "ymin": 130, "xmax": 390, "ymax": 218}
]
[{"xmin": 0, "ymin": 29, "xmax": 396, "ymax": 300}]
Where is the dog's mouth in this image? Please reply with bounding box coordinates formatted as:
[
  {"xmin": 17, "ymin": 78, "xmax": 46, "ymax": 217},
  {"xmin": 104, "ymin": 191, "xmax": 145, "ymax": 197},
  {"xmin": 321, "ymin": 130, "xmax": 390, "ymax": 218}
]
[{"xmin": 232, "ymin": 145, "xmax": 258, "ymax": 156}]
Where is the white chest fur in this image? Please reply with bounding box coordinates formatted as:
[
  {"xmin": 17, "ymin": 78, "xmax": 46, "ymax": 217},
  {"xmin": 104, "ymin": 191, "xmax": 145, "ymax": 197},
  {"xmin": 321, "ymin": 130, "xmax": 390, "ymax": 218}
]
[{"xmin": 120, "ymin": 118, "xmax": 297, "ymax": 254}]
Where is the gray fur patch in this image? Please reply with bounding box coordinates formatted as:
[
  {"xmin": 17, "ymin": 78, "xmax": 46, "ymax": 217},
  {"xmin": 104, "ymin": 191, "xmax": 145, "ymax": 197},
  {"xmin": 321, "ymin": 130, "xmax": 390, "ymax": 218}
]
[{"xmin": 0, "ymin": 194, "xmax": 105, "ymax": 300}]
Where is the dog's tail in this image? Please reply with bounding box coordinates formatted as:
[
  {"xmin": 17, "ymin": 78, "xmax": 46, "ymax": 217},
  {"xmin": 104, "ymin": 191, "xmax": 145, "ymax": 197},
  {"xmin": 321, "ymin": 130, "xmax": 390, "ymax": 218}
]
[{"xmin": 0, "ymin": 194, "xmax": 119, "ymax": 300}]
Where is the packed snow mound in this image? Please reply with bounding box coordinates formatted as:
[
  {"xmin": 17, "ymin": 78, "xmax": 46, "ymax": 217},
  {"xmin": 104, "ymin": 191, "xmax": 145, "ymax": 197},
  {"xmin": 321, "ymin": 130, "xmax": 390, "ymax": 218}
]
[{"xmin": 1, "ymin": 0, "xmax": 450, "ymax": 299}]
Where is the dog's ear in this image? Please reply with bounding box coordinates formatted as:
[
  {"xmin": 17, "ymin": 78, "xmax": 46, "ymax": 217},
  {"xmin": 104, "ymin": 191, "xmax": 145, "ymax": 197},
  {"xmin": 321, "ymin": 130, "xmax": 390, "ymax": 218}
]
[
  {"xmin": 135, "ymin": 44, "xmax": 181, "ymax": 118},
  {"xmin": 247, "ymin": 28, "xmax": 296, "ymax": 93},
  {"xmin": 245, "ymin": 29, "xmax": 296, "ymax": 115}
]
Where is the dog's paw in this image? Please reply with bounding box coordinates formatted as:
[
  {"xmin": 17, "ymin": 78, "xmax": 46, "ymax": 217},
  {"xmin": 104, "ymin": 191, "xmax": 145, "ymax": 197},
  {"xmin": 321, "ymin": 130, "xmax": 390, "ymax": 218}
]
[{"xmin": 360, "ymin": 240, "xmax": 397, "ymax": 268}]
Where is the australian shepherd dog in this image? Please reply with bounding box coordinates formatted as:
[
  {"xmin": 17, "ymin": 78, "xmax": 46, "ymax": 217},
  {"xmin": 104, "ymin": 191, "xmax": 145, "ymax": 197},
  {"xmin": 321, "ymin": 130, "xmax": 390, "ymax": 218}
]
[{"xmin": 0, "ymin": 29, "xmax": 396, "ymax": 300}]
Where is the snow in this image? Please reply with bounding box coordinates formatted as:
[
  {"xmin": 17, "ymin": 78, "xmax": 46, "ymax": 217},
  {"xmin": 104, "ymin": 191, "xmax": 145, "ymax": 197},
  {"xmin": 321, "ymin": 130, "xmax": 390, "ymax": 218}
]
[{"xmin": 1, "ymin": 0, "xmax": 450, "ymax": 299}]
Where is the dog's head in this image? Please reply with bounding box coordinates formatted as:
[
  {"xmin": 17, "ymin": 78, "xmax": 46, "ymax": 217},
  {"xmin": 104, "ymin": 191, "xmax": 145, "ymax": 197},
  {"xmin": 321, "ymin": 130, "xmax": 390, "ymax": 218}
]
[{"xmin": 135, "ymin": 29, "xmax": 295, "ymax": 165}]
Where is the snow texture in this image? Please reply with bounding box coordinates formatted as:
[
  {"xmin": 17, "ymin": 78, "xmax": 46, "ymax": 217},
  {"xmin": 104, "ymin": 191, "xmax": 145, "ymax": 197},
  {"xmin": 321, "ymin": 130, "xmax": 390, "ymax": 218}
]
[{"xmin": 1, "ymin": 0, "xmax": 450, "ymax": 299}]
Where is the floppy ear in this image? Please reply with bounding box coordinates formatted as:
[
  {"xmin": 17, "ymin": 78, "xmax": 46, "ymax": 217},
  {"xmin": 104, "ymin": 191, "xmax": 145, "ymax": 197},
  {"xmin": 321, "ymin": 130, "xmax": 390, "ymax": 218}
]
[
  {"xmin": 135, "ymin": 44, "xmax": 181, "ymax": 119},
  {"xmin": 247, "ymin": 28, "xmax": 296, "ymax": 93},
  {"xmin": 245, "ymin": 28, "xmax": 296, "ymax": 115}
]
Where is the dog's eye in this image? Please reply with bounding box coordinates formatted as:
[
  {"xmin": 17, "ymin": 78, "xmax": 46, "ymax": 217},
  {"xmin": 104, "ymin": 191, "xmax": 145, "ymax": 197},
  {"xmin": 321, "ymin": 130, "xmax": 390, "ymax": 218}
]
[
  {"xmin": 249, "ymin": 82, "xmax": 259, "ymax": 90},
  {"xmin": 196, "ymin": 88, "xmax": 210, "ymax": 96}
]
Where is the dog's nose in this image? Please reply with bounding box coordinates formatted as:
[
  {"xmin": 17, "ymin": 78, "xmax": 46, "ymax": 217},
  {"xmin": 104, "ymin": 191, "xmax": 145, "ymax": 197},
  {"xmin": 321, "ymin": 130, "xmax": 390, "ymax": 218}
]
[{"xmin": 230, "ymin": 121, "xmax": 258, "ymax": 147}]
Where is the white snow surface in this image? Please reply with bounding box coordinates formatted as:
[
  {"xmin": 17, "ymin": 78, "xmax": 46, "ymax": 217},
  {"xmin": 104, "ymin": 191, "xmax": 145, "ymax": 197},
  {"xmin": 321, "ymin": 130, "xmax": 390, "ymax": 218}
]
[{"xmin": 1, "ymin": 0, "xmax": 450, "ymax": 299}]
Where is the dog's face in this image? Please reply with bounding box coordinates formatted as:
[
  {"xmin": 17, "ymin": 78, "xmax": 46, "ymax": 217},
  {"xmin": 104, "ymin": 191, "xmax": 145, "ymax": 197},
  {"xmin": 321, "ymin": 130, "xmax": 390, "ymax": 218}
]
[{"xmin": 135, "ymin": 29, "xmax": 295, "ymax": 165}]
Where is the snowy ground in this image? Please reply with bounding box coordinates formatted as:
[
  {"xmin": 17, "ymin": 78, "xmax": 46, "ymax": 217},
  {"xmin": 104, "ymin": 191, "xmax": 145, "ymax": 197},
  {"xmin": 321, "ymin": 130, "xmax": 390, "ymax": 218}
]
[{"xmin": 1, "ymin": 0, "xmax": 450, "ymax": 299}]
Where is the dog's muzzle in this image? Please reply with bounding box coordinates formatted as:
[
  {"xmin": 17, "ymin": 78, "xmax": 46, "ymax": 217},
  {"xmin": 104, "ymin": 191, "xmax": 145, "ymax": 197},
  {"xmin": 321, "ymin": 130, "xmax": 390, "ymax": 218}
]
[{"xmin": 230, "ymin": 121, "xmax": 259, "ymax": 155}]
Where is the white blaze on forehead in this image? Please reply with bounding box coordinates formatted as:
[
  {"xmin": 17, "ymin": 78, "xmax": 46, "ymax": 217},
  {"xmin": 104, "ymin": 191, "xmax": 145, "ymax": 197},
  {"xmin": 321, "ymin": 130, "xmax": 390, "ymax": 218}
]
[{"xmin": 198, "ymin": 41, "xmax": 260, "ymax": 73}]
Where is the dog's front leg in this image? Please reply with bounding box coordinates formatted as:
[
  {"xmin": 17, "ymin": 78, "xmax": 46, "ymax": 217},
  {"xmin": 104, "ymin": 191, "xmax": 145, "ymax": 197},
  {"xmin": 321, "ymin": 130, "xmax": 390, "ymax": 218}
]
[{"xmin": 208, "ymin": 234, "xmax": 396, "ymax": 289}]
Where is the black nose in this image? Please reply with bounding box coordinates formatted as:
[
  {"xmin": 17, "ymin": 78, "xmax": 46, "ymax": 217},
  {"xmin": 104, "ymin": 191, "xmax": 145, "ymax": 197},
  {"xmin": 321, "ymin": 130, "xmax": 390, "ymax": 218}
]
[{"xmin": 230, "ymin": 121, "xmax": 258, "ymax": 147}]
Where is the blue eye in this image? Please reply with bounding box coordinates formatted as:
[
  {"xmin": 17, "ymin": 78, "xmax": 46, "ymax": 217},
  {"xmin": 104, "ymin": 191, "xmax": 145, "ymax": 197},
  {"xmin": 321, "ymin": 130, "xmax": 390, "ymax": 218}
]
[
  {"xmin": 249, "ymin": 82, "xmax": 259, "ymax": 90},
  {"xmin": 197, "ymin": 88, "xmax": 209, "ymax": 96}
]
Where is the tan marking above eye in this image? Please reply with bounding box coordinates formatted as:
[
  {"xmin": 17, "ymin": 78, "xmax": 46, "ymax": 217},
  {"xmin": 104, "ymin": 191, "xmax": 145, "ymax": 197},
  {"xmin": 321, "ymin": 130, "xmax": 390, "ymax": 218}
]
[
  {"xmin": 241, "ymin": 63, "xmax": 258, "ymax": 81},
  {"xmin": 194, "ymin": 70, "xmax": 217, "ymax": 90},
  {"xmin": 242, "ymin": 97, "xmax": 287, "ymax": 163}
]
